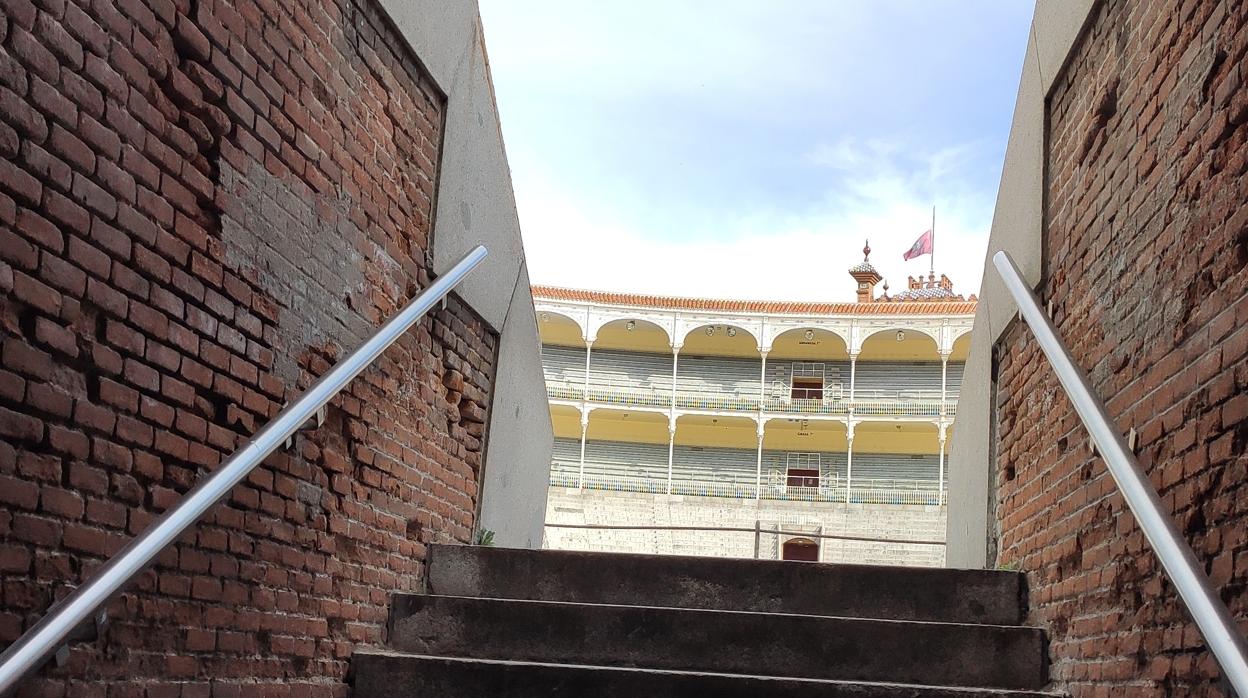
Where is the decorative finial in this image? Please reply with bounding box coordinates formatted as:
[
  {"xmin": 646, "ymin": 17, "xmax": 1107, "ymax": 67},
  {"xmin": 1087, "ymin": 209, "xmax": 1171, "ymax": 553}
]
[{"xmin": 863, "ymin": 239, "xmax": 871, "ymax": 262}]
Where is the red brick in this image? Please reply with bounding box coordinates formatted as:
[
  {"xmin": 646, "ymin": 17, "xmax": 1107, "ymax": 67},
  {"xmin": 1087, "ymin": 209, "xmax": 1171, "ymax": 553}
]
[
  {"xmin": 39, "ymin": 250, "xmax": 87, "ymax": 296},
  {"xmin": 71, "ymin": 171, "xmax": 117, "ymax": 219},
  {"xmin": 15, "ymin": 207, "xmax": 64, "ymax": 251},
  {"xmin": 8, "ymin": 24, "xmax": 57, "ymax": 83},
  {"xmin": 29, "ymin": 74, "xmax": 77, "ymax": 127},
  {"xmin": 996, "ymin": 4, "xmax": 1248, "ymax": 694},
  {"xmin": 0, "ymin": 3, "xmax": 493, "ymax": 694},
  {"xmin": 48, "ymin": 123, "xmax": 96, "ymax": 174},
  {"xmin": 0, "ymin": 156, "xmax": 42, "ymax": 205},
  {"xmin": 33, "ymin": 316, "xmax": 78, "ymax": 358},
  {"xmin": 0, "ymin": 473, "xmax": 39, "ymax": 510},
  {"xmin": 40, "ymin": 487, "xmax": 84, "ymax": 519},
  {"xmin": 10, "ymin": 269, "xmax": 61, "ymax": 315}
]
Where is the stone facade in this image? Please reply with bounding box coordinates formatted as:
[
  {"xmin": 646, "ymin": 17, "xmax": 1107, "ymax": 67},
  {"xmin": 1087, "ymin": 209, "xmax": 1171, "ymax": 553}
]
[
  {"xmin": 0, "ymin": 0, "xmax": 499, "ymax": 694},
  {"xmin": 992, "ymin": 0, "xmax": 1248, "ymax": 695},
  {"xmin": 546, "ymin": 487, "xmax": 946, "ymax": 568}
]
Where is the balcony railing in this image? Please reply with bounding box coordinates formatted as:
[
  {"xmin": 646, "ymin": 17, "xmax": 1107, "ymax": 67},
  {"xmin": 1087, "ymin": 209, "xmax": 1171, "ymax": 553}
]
[
  {"xmin": 546, "ymin": 377, "xmax": 958, "ymax": 418},
  {"xmin": 550, "ymin": 471, "xmax": 945, "ymax": 506}
]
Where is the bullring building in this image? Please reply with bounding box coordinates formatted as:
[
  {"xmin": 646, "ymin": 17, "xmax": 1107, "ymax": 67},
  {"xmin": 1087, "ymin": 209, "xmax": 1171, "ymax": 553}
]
[{"xmin": 536, "ymin": 244, "xmax": 975, "ymax": 567}]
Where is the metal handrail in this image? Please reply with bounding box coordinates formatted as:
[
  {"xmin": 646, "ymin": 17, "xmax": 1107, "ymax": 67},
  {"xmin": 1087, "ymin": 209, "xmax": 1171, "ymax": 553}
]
[
  {"xmin": 993, "ymin": 251, "xmax": 1248, "ymax": 695},
  {"xmin": 0, "ymin": 246, "xmax": 489, "ymax": 694}
]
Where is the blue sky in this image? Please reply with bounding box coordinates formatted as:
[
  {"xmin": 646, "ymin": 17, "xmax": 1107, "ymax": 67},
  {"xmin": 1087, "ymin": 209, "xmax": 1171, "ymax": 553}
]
[{"xmin": 478, "ymin": 2, "xmax": 1034, "ymax": 301}]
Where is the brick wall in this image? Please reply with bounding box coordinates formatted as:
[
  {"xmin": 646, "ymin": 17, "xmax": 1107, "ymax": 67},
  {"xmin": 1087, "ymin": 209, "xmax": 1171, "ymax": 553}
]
[
  {"xmin": 0, "ymin": 0, "xmax": 497, "ymax": 694},
  {"xmin": 993, "ymin": 0, "xmax": 1248, "ymax": 694}
]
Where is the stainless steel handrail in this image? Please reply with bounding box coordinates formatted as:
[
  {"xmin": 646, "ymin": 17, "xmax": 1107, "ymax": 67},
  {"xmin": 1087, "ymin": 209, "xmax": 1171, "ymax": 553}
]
[
  {"xmin": 993, "ymin": 250, "xmax": 1248, "ymax": 695},
  {"xmin": 0, "ymin": 245, "xmax": 489, "ymax": 694}
]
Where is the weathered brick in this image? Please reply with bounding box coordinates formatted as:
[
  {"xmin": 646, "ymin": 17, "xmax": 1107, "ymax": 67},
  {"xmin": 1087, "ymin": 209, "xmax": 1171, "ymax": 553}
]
[
  {"xmin": 0, "ymin": 2, "xmax": 494, "ymax": 695},
  {"xmin": 995, "ymin": 3, "xmax": 1248, "ymax": 695}
]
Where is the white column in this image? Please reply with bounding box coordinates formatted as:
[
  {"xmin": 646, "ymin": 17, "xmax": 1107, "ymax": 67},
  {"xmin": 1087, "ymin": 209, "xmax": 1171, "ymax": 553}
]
[
  {"xmin": 666, "ymin": 418, "xmax": 676, "ymax": 495},
  {"xmin": 577, "ymin": 412, "xmax": 589, "ymax": 490},
  {"xmin": 938, "ymin": 423, "xmax": 947, "ymax": 505},
  {"xmin": 758, "ymin": 349, "xmax": 769, "ymax": 411},
  {"xmin": 756, "ymin": 349, "xmax": 768, "ymax": 502},
  {"xmin": 940, "ymin": 353, "xmax": 949, "ymax": 417},
  {"xmin": 754, "ymin": 423, "xmax": 765, "ymax": 501},
  {"xmin": 670, "ymin": 345, "xmax": 680, "ymax": 411},
  {"xmin": 848, "ymin": 353, "xmax": 858, "ymax": 414},
  {"xmin": 845, "ymin": 423, "xmax": 855, "ymax": 503},
  {"xmin": 583, "ymin": 340, "xmax": 594, "ymax": 401}
]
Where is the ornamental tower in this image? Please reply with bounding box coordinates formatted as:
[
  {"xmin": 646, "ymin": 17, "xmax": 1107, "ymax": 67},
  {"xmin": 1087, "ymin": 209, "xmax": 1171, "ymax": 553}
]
[{"xmin": 847, "ymin": 240, "xmax": 883, "ymax": 303}]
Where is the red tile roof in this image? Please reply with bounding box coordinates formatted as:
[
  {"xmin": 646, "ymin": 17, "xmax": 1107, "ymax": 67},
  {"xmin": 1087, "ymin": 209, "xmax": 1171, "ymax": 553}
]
[{"xmin": 531, "ymin": 286, "xmax": 977, "ymax": 316}]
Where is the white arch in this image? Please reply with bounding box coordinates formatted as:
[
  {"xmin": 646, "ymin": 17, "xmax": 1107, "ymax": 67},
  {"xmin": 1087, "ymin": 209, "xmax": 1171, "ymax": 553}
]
[
  {"xmin": 586, "ymin": 308, "xmax": 678, "ymax": 345},
  {"xmin": 766, "ymin": 325, "xmax": 851, "ymax": 354},
  {"xmin": 535, "ymin": 305, "xmax": 589, "ymax": 342},
  {"xmin": 946, "ymin": 325, "xmax": 974, "ymax": 356},
  {"xmin": 851, "ymin": 323, "xmax": 942, "ymax": 355},
  {"xmin": 592, "ymin": 316, "xmax": 674, "ymax": 347},
  {"xmin": 676, "ymin": 319, "xmax": 762, "ymax": 347}
]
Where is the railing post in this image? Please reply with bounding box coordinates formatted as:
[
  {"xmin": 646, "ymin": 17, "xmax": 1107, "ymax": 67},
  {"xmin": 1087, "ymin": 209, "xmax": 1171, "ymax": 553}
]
[
  {"xmin": 993, "ymin": 250, "xmax": 1248, "ymax": 695},
  {"xmin": 753, "ymin": 519, "xmax": 761, "ymax": 559}
]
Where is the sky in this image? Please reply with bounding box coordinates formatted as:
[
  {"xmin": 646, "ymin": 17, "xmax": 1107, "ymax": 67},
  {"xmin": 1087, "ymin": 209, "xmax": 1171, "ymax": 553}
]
[{"xmin": 477, "ymin": 2, "xmax": 1034, "ymax": 302}]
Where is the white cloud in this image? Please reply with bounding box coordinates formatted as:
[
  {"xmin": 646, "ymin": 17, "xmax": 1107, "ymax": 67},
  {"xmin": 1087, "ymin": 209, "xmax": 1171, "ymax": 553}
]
[
  {"xmin": 479, "ymin": 2, "xmax": 1027, "ymax": 303},
  {"xmin": 519, "ymin": 136, "xmax": 992, "ymax": 302}
]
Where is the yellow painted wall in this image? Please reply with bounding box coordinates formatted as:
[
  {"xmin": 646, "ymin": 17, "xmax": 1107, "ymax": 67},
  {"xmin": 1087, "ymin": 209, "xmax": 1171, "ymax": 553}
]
[
  {"xmin": 858, "ymin": 329, "xmax": 941, "ymax": 360},
  {"xmin": 538, "ymin": 313, "xmax": 584, "ymax": 347},
  {"xmin": 770, "ymin": 329, "xmax": 850, "ymax": 360},
  {"xmin": 854, "ymin": 421, "xmax": 940, "ymax": 454},
  {"xmin": 679, "ymin": 325, "xmax": 760, "ymax": 357}
]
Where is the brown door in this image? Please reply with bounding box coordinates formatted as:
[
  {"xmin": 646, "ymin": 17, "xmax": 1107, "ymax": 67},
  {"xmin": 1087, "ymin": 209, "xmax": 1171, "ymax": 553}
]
[
  {"xmin": 786, "ymin": 468, "xmax": 819, "ymax": 488},
  {"xmin": 782, "ymin": 538, "xmax": 819, "ymax": 562},
  {"xmin": 790, "ymin": 378, "xmax": 823, "ymax": 400}
]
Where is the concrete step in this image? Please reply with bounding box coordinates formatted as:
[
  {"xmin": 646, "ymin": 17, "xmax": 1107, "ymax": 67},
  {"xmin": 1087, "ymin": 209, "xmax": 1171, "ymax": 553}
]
[
  {"xmin": 426, "ymin": 544, "xmax": 1025, "ymax": 625},
  {"xmin": 353, "ymin": 650, "xmax": 1063, "ymax": 697},
  {"xmin": 387, "ymin": 594, "xmax": 1049, "ymax": 691}
]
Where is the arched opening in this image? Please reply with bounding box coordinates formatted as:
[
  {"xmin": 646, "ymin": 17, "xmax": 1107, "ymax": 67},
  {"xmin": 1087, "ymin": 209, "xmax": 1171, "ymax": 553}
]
[
  {"xmin": 850, "ymin": 421, "xmax": 943, "ymax": 504},
  {"xmin": 782, "ymin": 537, "xmax": 820, "ymax": 562},
  {"xmin": 949, "ymin": 332, "xmax": 972, "ymax": 361},
  {"xmin": 549, "ymin": 404, "xmax": 585, "ymax": 486},
  {"xmin": 537, "ymin": 310, "xmax": 586, "ymax": 347},
  {"xmin": 680, "ymin": 323, "xmax": 759, "ymax": 358},
  {"xmin": 769, "ymin": 327, "xmax": 849, "ymax": 361},
  {"xmin": 595, "ymin": 317, "xmax": 672, "ymax": 353},
  {"xmin": 580, "ymin": 409, "xmax": 672, "ymax": 492},
  {"xmin": 857, "ymin": 327, "xmax": 940, "ymax": 361}
]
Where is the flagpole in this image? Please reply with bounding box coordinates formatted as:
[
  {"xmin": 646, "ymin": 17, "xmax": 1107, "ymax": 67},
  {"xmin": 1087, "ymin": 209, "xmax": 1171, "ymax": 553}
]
[{"xmin": 930, "ymin": 205, "xmax": 936, "ymax": 278}]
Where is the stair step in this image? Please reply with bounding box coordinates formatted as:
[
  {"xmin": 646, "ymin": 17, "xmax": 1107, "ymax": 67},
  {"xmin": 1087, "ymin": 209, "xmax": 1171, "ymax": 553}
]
[
  {"xmin": 352, "ymin": 650, "xmax": 1061, "ymax": 697},
  {"xmin": 427, "ymin": 544, "xmax": 1025, "ymax": 625},
  {"xmin": 387, "ymin": 594, "xmax": 1048, "ymax": 691}
]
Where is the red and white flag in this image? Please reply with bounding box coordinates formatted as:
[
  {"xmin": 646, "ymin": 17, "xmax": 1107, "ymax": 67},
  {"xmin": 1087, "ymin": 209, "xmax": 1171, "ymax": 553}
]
[{"xmin": 903, "ymin": 229, "xmax": 933, "ymax": 261}]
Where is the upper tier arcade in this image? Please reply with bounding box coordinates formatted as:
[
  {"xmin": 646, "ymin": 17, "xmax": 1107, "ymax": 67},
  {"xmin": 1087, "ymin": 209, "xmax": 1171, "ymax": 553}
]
[{"xmin": 532, "ymin": 245, "xmax": 976, "ymax": 427}]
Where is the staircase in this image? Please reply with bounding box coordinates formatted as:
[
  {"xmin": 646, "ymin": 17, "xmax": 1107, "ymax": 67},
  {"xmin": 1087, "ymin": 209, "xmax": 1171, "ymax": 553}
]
[{"xmin": 352, "ymin": 545, "xmax": 1055, "ymax": 696}]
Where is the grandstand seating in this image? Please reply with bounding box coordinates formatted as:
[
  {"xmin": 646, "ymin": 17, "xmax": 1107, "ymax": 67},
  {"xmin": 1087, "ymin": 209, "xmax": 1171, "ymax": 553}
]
[
  {"xmin": 550, "ymin": 438, "xmax": 941, "ymax": 487},
  {"xmin": 542, "ymin": 345, "xmax": 963, "ymax": 415}
]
